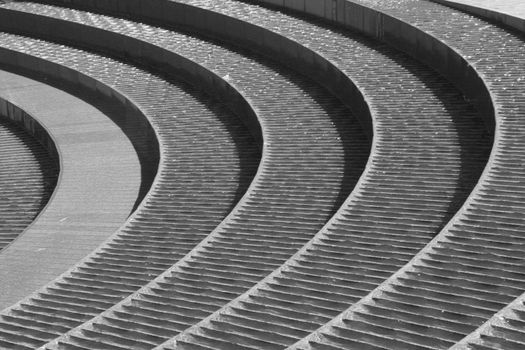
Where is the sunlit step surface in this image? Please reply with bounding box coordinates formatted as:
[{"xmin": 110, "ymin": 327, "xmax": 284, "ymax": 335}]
[
  {"xmin": 0, "ymin": 0, "xmax": 371, "ymax": 347},
  {"xmin": 282, "ymin": 0, "xmax": 525, "ymax": 349},
  {"xmin": 0, "ymin": 30, "xmax": 260, "ymax": 349},
  {"xmin": 0, "ymin": 1, "xmax": 493, "ymax": 350}
]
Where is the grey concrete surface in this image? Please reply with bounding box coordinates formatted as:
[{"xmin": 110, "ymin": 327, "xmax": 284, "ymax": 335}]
[{"xmin": 0, "ymin": 70, "xmax": 142, "ymax": 310}]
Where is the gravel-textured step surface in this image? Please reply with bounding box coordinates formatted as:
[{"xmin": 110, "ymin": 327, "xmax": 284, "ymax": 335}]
[
  {"xmin": 0, "ymin": 3, "xmax": 373, "ymax": 348},
  {"xmin": 7, "ymin": 2, "xmax": 493, "ymax": 350},
  {"xmin": 0, "ymin": 3, "xmax": 371, "ymax": 350},
  {"xmin": 278, "ymin": 1, "xmax": 525, "ymax": 350},
  {"xmin": 121, "ymin": 1, "xmax": 491, "ymax": 349},
  {"xmin": 0, "ymin": 32, "xmax": 260, "ymax": 349},
  {"xmin": 0, "ymin": 115, "xmax": 57, "ymax": 250}
]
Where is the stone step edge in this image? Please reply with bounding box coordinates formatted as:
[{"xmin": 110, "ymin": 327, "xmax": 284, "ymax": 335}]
[
  {"xmin": 0, "ymin": 6, "xmax": 264, "ymax": 148},
  {"xmin": 432, "ymin": 0, "xmax": 525, "ymax": 34},
  {"xmin": 0, "ymin": 5, "xmax": 377, "ymax": 349},
  {"xmin": 247, "ymin": 0, "xmax": 495, "ymax": 135},
  {"xmin": 0, "ymin": 96, "xmax": 58, "ymax": 169},
  {"xmin": 0, "ymin": 43, "xmax": 161, "ymax": 314},
  {"xmin": 255, "ymin": 0, "xmax": 504, "ymax": 346},
  {"xmin": 0, "ymin": 97, "xmax": 59, "ymax": 251},
  {"xmin": 41, "ymin": 0, "xmax": 375, "ymax": 141}
]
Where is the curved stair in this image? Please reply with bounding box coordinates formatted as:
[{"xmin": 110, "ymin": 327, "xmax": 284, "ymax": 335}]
[
  {"xmin": 0, "ymin": 2, "xmax": 495, "ymax": 350},
  {"xmin": 0, "ymin": 31, "xmax": 261, "ymax": 349},
  {"xmin": 272, "ymin": 1, "xmax": 525, "ymax": 349},
  {"xmin": 0, "ymin": 2, "xmax": 373, "ymax": 347}
]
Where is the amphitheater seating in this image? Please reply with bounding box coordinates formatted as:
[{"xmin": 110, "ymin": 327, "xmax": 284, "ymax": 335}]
[{"xmin": 0, "ymin": 0, "xmax": 522, "ymax": 349}]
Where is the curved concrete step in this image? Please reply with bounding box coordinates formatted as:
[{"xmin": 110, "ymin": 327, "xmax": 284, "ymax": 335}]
[
  {"xmin": 438, "ymin": 4, "xmax": 525, "ymax": 350},
  {"xmin": 281, "ymin": 1, "xmax": 525, "ymax": 350},
  {"xmin": 0, "ymin": 32, "xmax": 261, "ymax": 349},
  {"xmin": 0, "ymin": 103, "xmax": 57, "ymax": 251},
  {"xmin": 0, "ymin": 3, "xmax": 372, "ymax": 350},
  {"xmin": 10, "ymin": 2, "xmax": 493, "ymax": 350},
  {"xmin": 115, "ymin": 1, "xmax": 492, "ymax": 349},
  {"xmin": 0, "ymin": 3, "xmax": 372, "ymax": 349},
  {"xmin": 0, "ymin": 69, "xmax": 146, "ymax": 310}
]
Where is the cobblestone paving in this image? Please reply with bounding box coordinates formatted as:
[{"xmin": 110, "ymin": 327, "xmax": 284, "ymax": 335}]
[
  {"xmin": 1, "ymin": 2, "xmax": 494, "ymax": 350},
  {"xmin": 275, "ymin": 1, "xmax": 525, "ymax": 349},
  {"xmin": 0, "ymin": 116, "xmax": 57, "ymax": 250}
]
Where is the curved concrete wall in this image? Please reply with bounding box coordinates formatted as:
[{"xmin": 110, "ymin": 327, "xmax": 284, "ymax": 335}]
[
  {"xmin": 0, "ymin": 97, "xmax": 59, "ymax": 162},
  {"xmin": 250, "ymin": 0, "xmax": 496, "ymax": 134},
  {"xmin": 0, "ymin": 45, "xmax": 160, "ymax": 194},
  {"xmin": 0, "ymin": 7, "xmax": 263, "ymax": 147},
  {"xmin": 38, "ymin": 0, "xmax": 374, "ymax": 140}
]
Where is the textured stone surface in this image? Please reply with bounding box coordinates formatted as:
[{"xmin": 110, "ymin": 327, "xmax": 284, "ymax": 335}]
[
  {"xmin": 0, "ymin": 3, "xmax": 372, "ymax": 348},
  {"xmin": 280, "ymin": 1, "xmax": 525, "ymax": 349},
  {"xmin": 0, "ymin": 0, "xmax": 520, "ymax": 349},
  {"xmin": 0, "ymin": 30, "xmax": 262, "ymax": 349},
  {"xmin": 0, "ymin": 2, "xmax": 494, "ymax": 350}
]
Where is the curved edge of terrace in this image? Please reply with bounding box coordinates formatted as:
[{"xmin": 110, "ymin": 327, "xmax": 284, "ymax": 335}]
[
  {"xmin": 248, "ymin": 1, "xmax": 506, "ymax": 348},
  {"xmin": 0, "ymin": 64, "xmax": 147, "ymax": 310},
  {"xmin": 41, "ymin": 0, "xmax": 376, "ymax": 140},
  {"xmin": 4, "ymin": 1, "xmax": 508, "ymax": 349},
  {"xmin": 154, "ymin": 117, "xmax": 380, "ymax": 350},
  {"xmin": 250, "ymin": 0, "xmax": 496, "ymax": 135},
  {"xmin": 0, "ymin": 13, "xmax": 268, "ymax": 313},
  {"xmin": 0, "ymin": 6, "xmax": 264, "ymax": 148},
  {"xmin": 426, "ymin": 2, "xmax": 525, "ymax": 347},
  {"xmin": 93, "ymin": 2, "xmax": 500, "ymax": 347},
  {"xmin": 432, "ymin": 0, "xmax": 525, "ymax": 34},
  {"xmin": 6, "ymin": 3, "xmax": 383, "ymax": 348},
  {"xmin": 0, "ymin": 94, "xmax": 59, "ymax": 165}
]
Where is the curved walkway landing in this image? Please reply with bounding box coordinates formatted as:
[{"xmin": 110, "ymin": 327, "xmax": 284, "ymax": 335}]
[
  {"xmin": 0, "ymin": 69, "xmax": 142, "ymax": 310},
  {"xmin": 432, "ymin": 0, "xmax": 525, "ymax": 32}
]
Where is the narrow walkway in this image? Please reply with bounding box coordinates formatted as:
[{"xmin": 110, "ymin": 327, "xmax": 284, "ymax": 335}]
[{"xmin": 0, "ymin": 69, "xmax": 142, "ymax": 311}]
